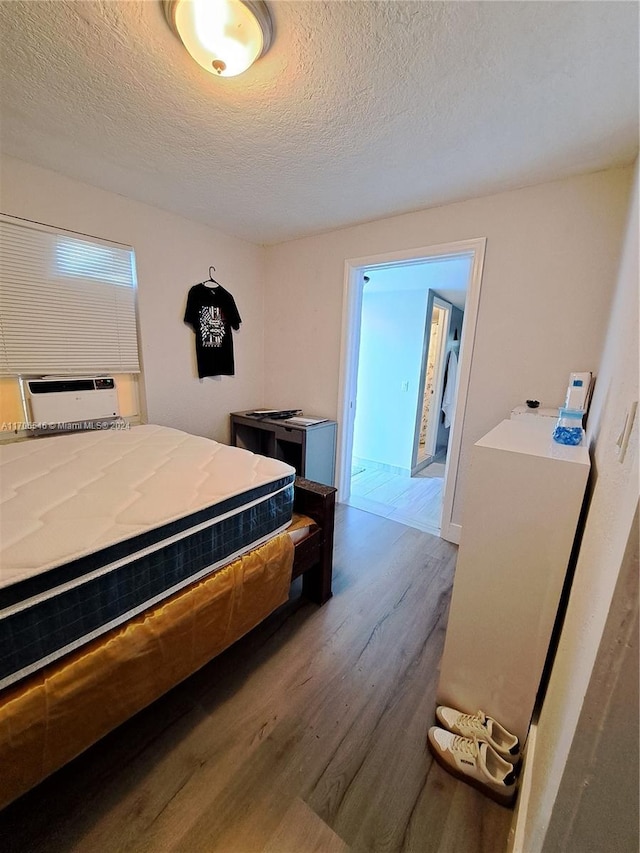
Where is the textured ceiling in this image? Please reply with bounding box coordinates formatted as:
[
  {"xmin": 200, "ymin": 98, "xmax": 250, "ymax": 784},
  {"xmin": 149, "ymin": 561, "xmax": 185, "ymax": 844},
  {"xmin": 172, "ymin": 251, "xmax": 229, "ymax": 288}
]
[{"xmin": 0, "ymin": 1, "xmax": 638, "ymax": 245}]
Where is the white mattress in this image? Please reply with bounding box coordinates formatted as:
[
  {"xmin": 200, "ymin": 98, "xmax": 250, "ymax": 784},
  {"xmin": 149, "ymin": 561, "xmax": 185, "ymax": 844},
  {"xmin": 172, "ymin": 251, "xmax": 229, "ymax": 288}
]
[{"xmin": 0, "ymin": 424, "xmax": 295, "ymax": 589}]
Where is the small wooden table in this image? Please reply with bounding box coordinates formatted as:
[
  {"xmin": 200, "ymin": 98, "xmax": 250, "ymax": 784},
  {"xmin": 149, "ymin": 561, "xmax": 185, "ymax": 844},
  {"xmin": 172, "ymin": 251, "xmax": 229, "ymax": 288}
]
[{"xmin": 230, "ymin": 411, "xmax": 337, "ymax": 487}]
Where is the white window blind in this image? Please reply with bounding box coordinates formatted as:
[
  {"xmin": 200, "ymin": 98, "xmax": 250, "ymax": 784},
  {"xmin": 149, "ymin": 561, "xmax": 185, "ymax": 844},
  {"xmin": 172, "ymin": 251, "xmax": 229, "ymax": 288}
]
[{"xmin": 0, "ymin": 216, "xmax": 140, "ymax": 375}]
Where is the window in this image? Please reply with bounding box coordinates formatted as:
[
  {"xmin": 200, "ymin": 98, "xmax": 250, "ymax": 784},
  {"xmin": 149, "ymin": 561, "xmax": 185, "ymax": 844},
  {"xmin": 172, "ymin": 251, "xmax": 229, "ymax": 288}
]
[
  {"xmin": 55, "ymin": 237, "xmax": 134, "ymax": 287},
  {"xmin": 0, "ymin": 216, "xmax": 140, "ymax": 375}
]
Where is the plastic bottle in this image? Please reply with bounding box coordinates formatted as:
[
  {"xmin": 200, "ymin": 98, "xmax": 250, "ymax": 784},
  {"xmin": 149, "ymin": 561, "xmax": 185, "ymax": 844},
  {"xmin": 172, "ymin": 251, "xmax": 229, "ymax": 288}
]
[{"xmin": 552, "ymin": 408, "xmax": 584, "ymax": 446}]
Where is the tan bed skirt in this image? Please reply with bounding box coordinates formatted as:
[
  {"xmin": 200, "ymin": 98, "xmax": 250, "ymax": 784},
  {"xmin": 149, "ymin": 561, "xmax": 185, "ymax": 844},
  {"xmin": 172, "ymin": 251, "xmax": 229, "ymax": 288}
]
[{"xmin": 0, "ymin": 531, "xmax": 295, "ymax": 809}]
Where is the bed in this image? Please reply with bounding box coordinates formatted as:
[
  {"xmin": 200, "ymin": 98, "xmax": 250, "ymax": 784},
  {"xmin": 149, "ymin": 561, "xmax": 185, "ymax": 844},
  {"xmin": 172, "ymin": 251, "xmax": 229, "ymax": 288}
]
[{"xmin": 0, "ymin": 425, "xmax": 335, "ymax": 809}]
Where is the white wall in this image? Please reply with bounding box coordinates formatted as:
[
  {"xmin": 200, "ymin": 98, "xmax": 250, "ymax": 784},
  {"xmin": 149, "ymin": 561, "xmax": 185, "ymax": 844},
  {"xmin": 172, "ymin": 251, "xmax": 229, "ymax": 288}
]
[
  {"xmin": 0, "ymin": 156, "xmax": 265, "ymax": 442},
  {"xmin": 1, "ymin": 156, "xmax": 632, "ymax": 530},
  {"xmin": 518, "ymin": 161, "xmax": 639, "ymax": 851},
  {"xmin": 352, "ymin": 286, "xmax": 429, "ymax": 471},
  {"xmin": 541, "ymin": 509, "xmax": 637, "ymax": 852},
  {"xmin": 264, "ymin": 168, "xmax": 632, "ymax": 521}
]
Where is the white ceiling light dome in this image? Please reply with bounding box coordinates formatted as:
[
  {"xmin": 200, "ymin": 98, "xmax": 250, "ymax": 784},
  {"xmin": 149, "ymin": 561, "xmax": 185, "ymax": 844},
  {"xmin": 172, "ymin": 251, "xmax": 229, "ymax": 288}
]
[{"xmin": 163, "ymin": 0, "xmax": 273, "ymax": 78}]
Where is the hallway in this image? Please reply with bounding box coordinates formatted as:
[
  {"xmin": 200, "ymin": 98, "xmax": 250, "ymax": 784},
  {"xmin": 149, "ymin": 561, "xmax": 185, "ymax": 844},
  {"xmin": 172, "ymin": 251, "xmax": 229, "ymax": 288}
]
[{"xmin": 345, "ymin": 459, "xmax": 445, "ymax": 536}]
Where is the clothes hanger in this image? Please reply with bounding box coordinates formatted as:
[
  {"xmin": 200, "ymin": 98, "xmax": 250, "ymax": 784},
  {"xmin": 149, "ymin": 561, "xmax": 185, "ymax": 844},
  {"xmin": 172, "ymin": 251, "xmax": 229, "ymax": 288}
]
[{"xmin": 199, "ymin": 266, "xmax": 220, "ymax": 288}]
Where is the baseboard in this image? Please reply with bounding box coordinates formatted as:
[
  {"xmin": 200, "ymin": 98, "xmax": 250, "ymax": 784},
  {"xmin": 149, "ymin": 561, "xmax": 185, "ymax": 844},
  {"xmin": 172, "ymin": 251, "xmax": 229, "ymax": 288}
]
[
  {"xmin": 352, "ymin": 457, "xmax": 411, "ymax": 477},
  {"xmin": 440, "ymin": 521, "xmax": 461, "ymax": 544},
  {"xmin": 411, "ymin": 457, "xmax": 434, "ymax": 476}
]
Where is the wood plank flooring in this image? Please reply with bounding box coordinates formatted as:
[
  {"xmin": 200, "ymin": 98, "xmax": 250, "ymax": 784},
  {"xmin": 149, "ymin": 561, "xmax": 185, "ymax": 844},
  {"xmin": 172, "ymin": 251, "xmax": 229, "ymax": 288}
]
[
  {"xmin": 347, "ymin": 464, "xmax": 445, "ymax": 535},
  {"xmin": 0, "ymin": 506, "xmax": 513, "ymax": 853}
]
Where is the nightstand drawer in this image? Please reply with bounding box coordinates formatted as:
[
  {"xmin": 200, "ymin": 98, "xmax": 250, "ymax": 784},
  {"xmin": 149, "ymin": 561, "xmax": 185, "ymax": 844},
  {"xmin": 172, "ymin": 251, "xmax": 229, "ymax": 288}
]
[{"xmin": 274, "ymin": 424, "xmax": 302, "ymax": 444}]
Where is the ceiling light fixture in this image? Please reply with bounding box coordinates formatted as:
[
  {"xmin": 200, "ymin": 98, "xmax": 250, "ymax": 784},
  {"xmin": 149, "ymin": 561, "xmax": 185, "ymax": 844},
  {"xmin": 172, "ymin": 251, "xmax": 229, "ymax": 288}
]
[{"xmin": 162, "ymin": 0, "xmax": 273, "ymax": 78}]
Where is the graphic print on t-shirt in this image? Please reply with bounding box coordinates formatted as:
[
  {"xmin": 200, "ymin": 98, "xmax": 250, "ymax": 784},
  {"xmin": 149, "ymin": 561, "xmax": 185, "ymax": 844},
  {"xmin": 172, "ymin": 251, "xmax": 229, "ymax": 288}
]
[{"xmin": 200, "ymin": 305, "xmax": 225, "ymax": 347}]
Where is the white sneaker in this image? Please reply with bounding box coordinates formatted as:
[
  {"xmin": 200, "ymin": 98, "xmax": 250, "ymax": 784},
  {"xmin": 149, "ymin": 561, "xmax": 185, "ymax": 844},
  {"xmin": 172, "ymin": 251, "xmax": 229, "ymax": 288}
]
[
  {"xmin": 427, "ymin": 726, "xmax": 518, "ymax": 807},
  {"xmin": 435, "ymin": 706, "xmax": 521, "ymax": 762}
]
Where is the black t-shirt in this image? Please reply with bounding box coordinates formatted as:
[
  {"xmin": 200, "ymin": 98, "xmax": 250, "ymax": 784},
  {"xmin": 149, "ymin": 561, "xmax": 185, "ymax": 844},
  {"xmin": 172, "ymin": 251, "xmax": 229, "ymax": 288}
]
[{"xmin": 184, "ymin": 284, "xmax": 241, "ymax": 378}]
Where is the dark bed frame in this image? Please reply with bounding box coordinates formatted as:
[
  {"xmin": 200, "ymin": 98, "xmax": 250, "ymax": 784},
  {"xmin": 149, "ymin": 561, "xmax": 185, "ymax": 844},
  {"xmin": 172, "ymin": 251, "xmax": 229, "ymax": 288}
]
[
  {"xmin": 0, "ymin": 476, "xmax": 337, "ymax": 811},
  {"xmin": 291, "ymin": 477, "xmax": 336, "ymax": 605}
]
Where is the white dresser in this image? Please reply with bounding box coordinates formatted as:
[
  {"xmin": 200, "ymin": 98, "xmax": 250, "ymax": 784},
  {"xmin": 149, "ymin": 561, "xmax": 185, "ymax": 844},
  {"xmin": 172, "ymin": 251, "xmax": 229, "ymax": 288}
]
[{"xmin": 436, "ymin": 418, "xmax": 590, "ymax": 745}]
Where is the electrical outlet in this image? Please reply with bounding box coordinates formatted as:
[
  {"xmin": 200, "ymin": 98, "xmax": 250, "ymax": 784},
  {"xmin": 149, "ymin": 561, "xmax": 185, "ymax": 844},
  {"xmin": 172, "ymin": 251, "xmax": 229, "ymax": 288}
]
[
  {"xmin": 401, "ymin": 381, "xmax": 409, "ymax": 392},
  {"xmin": 616, "ymin": 401, "xmax": 637, "ymax": 463}
]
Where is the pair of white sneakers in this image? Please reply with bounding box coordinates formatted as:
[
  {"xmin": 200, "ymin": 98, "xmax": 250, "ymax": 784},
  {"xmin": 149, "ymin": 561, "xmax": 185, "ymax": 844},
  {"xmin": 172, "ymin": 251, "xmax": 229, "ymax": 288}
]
[{"xmin": 427, "ymin": 706, "xmax": 521, "ymax": 807}]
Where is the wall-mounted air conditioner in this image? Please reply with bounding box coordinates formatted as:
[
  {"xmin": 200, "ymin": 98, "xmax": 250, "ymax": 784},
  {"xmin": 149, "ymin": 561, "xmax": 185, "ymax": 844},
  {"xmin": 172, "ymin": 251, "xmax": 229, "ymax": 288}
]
[{"xmin": 25, "ymin": 377, "xmax": 120, "ymax": 426}]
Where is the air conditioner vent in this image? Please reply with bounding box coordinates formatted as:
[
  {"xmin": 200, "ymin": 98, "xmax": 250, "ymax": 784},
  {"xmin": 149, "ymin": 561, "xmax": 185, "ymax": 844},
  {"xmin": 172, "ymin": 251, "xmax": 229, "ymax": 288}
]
[{"xmin": 25, "ymin": 377, "xmax": 120, "ymax": 427}]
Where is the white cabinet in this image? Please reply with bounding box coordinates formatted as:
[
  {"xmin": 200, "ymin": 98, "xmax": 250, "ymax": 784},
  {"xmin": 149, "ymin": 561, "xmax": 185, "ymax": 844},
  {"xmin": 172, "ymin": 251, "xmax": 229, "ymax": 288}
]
[{"xmin": 436, "ymin": 419, "xmax": 590, "ymax": 745}]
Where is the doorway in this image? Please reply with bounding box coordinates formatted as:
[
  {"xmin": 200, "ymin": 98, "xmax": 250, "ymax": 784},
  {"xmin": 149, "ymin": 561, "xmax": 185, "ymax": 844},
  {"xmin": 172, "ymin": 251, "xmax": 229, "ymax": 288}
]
[{"xmin": 337, "ymin": 239, "xmax": 485, "ymax": 543}]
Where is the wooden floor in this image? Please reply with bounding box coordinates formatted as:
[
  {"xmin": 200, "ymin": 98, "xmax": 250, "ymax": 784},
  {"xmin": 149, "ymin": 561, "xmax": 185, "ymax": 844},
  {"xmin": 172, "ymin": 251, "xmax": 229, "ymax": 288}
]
[
  {"xmin": 347, "ymin": 461, "xmax": 445, "ymax": 535},
  {"xmin": 1, "ymin": 506, "xmax": 513, "ymax": 853}
]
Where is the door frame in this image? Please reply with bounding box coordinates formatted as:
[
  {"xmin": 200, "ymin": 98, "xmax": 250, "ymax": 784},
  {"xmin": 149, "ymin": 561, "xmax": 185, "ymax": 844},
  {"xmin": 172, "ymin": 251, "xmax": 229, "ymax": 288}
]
[
  {"xmin": 412, "ymin": 295, "xmax": 452, "ymax": 474},
  {"xmin": 336, "ymin": 237, "xmax": 486, "ymax": 544}
]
